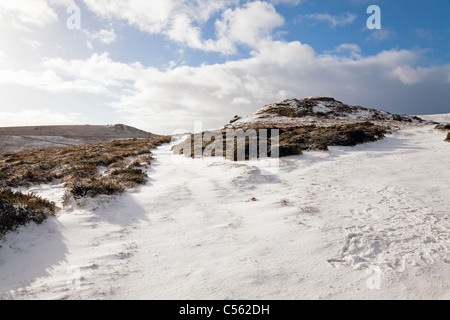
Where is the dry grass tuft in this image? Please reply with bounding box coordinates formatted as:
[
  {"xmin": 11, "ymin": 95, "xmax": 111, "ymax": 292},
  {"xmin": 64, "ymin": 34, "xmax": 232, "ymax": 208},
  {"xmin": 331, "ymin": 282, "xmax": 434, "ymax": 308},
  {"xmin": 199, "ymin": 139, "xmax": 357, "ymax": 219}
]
[{"xmin": 0, "ymin": 189, "xmax": 56, "ymax": 237}]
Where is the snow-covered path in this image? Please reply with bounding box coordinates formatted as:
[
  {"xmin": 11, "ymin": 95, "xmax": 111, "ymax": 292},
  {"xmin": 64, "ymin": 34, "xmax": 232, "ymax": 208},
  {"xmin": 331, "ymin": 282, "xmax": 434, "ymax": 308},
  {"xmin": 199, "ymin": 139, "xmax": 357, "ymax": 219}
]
[{"xmin": 1, "ymin": 124, "xmax": 450, "ymax": 299}]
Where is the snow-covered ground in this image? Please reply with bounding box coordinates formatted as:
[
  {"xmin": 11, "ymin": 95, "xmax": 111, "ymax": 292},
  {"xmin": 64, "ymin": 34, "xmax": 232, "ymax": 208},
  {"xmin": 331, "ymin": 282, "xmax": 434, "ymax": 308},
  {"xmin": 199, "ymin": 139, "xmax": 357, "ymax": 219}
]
[
  {"xmin": 419, "ymin": 114, "xmax": 450, "ymax": 123},
  {"xmin": 1, "ymin": 120, "xmax": 449, "ymax": 300}
]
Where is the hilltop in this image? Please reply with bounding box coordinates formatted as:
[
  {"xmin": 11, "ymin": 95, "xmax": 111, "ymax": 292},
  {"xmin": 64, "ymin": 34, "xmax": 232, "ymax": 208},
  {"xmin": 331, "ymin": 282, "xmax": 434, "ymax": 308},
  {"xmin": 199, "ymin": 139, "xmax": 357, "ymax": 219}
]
[
  {"xmin": 175, "ymin": 97, "xmax": 430, "ymax": 159},
  {"xmin": 227, "ymin": 97, "xmax": 425, "ymax": 130}
]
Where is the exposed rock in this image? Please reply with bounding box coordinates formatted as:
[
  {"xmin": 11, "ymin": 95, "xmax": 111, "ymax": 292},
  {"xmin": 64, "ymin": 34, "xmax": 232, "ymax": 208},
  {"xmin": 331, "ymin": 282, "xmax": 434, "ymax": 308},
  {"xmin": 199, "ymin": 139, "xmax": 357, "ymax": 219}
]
[
  {"xmin": 435, "ymin": 123, "xmax": 450, "ymax": 131},
  {"xmin": 230, "ymin": 115, "xmax": 242, "ymax": 124}
]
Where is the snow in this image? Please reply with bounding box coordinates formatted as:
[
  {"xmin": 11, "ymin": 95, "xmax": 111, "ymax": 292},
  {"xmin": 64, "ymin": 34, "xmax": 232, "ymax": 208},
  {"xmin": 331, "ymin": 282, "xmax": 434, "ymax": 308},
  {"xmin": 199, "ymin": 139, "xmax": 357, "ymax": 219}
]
[
  {"xmin": 13, "ymin": 184, "xmax": 67, "ymax": 208},
  {"xmin": 312, "ymin": 103, "xmax": 329, "ymax": 114},
  {"xmin": 418, "ymin": 113, "xmax": 450, "ymax": 123},
  {"xmin": 346, "ymin": 109, "xmax": 372, "ymax": 120},
  {"xmin": 1, "ymin": 121, "xmax": 450, "ymax": 299}
]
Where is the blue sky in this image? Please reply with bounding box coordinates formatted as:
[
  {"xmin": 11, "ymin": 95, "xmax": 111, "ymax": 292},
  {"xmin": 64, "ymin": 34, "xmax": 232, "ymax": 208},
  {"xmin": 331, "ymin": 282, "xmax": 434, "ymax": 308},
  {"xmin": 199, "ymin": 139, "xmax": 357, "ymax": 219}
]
[{"xmin": 0, "ymin": 0, "xmax": 449, "ymax": 134}]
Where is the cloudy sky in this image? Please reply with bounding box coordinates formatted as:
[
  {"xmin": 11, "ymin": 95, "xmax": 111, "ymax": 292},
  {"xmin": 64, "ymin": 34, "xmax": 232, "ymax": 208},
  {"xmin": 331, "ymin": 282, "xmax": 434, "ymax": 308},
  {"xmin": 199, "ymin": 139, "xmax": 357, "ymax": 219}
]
[{"xmin": 0, "ymin": 0, "xmax": 449, "ymax": 134}]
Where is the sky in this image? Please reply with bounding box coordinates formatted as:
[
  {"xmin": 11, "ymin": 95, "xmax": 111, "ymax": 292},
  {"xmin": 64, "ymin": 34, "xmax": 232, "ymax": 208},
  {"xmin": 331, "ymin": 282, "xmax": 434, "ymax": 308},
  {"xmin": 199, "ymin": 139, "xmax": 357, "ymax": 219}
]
[{"xmin": 0, "ymin": 0, "xmax": 449, "ymax": 134}]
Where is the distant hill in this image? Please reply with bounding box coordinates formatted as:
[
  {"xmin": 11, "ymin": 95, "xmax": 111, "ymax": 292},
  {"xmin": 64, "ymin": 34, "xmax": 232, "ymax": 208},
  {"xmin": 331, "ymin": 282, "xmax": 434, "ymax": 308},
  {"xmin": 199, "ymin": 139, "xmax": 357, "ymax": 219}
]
[{"xmin": 0, "ymin": 124, "xmax": 159, "ymax": 154}]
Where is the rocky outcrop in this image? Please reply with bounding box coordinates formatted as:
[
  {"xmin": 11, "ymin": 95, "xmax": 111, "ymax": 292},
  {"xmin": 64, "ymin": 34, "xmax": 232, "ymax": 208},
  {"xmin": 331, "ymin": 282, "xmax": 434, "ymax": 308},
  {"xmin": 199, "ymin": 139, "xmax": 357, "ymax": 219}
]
[{"xmin": 230, "ymin": 97, "xmax": 424, "ymax": 125}]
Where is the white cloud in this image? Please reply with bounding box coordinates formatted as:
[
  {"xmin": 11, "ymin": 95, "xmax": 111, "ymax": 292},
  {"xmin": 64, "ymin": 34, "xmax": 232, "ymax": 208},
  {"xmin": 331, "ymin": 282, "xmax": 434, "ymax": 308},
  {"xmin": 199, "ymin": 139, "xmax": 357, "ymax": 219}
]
[
  {"xmin": 87, "ymin": 28, "xmax": 117, "ymax": 44},
  {"xmin": 0, "ymin": 51, "xmax": 7, "ymax": 64},
  {"xmin": 22, "ymin": 39, "xmax": 42, "ymax": 50},
  {"xmin": 116, "ymin": 46, "xmax": 449, "ymax": 133},
  {"xmin": 334, "ymin": 43, "xmax": 361, "ymax": 54},
  {"xmin": 0, "ymin": 68, "xmax": 108, "ymax": 94},
  {"xmin": 324, "ymin": 43, "xmax": 362, "ymax": 59},
  {"xmin": 0, "ymin": 0, "xmax": 73, "ymax": 31},
  {"xmin": 0, "ymin": 109, "xmax": 85, "ymax": 127},
  {"xmin": 2, "ymin": 44, "xmax": 449, "ymax": 134},
  {"xmin": 81, "ymin": 0, "xmax": 283, "ymax": 54},
  {"xmin": 82, "ymin": 0, "xmax": 239, "ymax": 33},
  {"xmin": 390, "ymin": 65, "xmax": 448, "ymax": 86},
  {"xmin": 269, "ymin": 0, "xmax": 303, "ymax": 5},
  {"xmin": 165, "ymin": 14, "xmax": 213, "ymax": 51},
  {"xmin": 297, "ymin": 12, "xmax": 357, "ymax": 27},
  {"xmin": 41, "ymin": 52, "xmax": 144, "ymax": 87},
  {"xmin": 82, "ymin": 0, "xmax": 178, "ymax": 34},
  {"xmin": 1, "ymin": 0, "xmax": 448, "ymax": 135},
  {"xmin": 81, "ymin": 0, "xmax": 236, "ymax": 38},
  {"xmin": 86, "ymin": 41, "xmax": 93, "ymax": 50},
  {"xmin": 215, "ymin": 1, "xmax": 284, "ymax": 51},
  {"xmin": 366, "ymin": 29, "xmax": 395, "ymax": 42},
  {"xmin": 231, "ymin": 97, "xmax": 252, "ymax": 105},
  {"xmin": 201, "ymin": 1, "xmax": 285, "ymax": 53},
  {"xmin": 391, "ymin": 66, "xmax": 421, "ymax": 85}
]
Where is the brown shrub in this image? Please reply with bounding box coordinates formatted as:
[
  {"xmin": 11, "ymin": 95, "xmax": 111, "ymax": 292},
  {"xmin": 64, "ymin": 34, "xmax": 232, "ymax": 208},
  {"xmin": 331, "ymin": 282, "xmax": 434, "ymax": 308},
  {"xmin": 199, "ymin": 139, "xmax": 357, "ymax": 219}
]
[
  {"xmin": 0, "ymin": 189, "xmax": 56, "ymax": 237},
  {"xmin": 173, "ymin": 122, "xmax": 390, "ymax": 159},
  {"xmin": 69, "ymin": 180, "xmax": 125, "ymax": 198}
]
